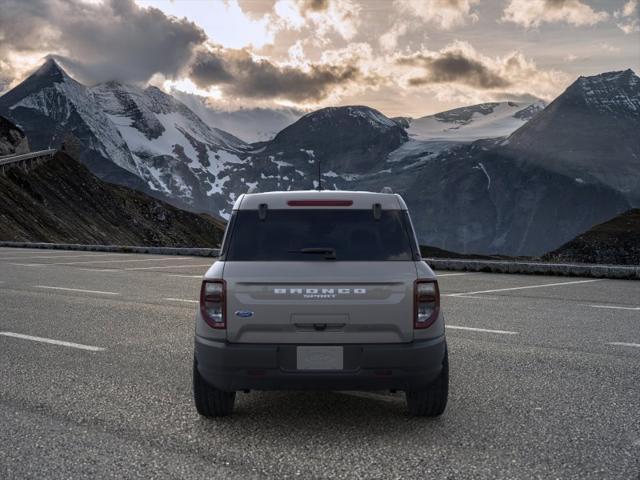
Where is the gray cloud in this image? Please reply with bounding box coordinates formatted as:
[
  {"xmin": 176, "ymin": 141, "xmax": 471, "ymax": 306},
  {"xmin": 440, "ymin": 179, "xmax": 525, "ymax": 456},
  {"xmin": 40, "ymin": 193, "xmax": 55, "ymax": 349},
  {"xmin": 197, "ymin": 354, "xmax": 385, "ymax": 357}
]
[
  {"xmin": 398, "ymin": 52, "xmax": 511, "ymax": 89},
  {"xmin": 300, "ymin": 0, "xmax": 330, "ymax": 13},
  {"xmin": 0, "ymin": 0, "xmax": 206, "ymax": 84},
  {"xmin": 190, "ymin": 48, "xmax": 362, "ymax": 101}
]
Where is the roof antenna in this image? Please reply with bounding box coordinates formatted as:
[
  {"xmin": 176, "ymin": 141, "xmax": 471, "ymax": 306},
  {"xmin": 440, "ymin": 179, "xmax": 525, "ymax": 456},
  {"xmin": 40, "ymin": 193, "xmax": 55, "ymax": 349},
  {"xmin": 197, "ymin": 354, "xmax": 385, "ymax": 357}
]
[{"xmin": 316, "ymin": 156, "xmax": 323, "ymax": 191}]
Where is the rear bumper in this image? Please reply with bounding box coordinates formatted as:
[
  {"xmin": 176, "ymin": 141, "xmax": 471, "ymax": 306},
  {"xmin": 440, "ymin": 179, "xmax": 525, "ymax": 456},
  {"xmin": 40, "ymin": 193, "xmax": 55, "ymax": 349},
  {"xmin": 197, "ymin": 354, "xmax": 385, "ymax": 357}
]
[{"xmin": 194, "ymin": 335, "xmax": 446, "ymax": 392}]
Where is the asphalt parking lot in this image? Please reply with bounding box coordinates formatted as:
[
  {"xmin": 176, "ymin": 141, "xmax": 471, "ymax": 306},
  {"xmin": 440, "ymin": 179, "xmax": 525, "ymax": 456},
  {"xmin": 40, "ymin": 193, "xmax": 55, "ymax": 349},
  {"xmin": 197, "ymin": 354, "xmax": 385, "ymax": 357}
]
[{"xmin": 0, "ymin": 247, "xmax": 638, "ymax": 479}]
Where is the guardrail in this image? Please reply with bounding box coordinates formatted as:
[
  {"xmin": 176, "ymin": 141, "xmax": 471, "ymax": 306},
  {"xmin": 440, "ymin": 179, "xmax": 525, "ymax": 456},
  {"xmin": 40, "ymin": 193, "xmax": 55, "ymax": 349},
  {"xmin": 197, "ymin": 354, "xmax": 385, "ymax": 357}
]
[
  {"xmin": 0, "ymin": 241, "xmax": 219, "ymax": 257},
  {"xmin": 425, "ymin": 257, "xmax": 639, "ymax": 280},
  {"xmin": 0, "ymin": 149, "xmax": 57, "ymax": 173}
]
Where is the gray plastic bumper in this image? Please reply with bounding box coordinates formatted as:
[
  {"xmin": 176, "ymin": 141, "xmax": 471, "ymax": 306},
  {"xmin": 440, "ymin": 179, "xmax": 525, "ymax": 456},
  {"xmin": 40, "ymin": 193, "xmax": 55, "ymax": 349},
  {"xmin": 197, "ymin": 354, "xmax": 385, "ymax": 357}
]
[{"xmin": 194, "ymin": 335, "xmax": 446, "ymax": 392}]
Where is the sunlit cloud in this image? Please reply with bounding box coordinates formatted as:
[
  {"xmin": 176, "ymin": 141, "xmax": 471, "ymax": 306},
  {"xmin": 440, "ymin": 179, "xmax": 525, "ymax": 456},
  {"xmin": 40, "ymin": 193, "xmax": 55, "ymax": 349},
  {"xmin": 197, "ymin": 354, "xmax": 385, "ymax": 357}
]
[
  {"xmin": 614, "ymin": 0, "xmax": 640, "ymax": 34},
  {"xmin": 136, "ymin": 0, "xmax": 277, "ymax": 49},
  {"xmin": 395, "ymin": 0, "xmax": 480, "ymax": 30},
  {"xmin": 502, "ymin": 0, "xmax": 609, "ymax": 28}
]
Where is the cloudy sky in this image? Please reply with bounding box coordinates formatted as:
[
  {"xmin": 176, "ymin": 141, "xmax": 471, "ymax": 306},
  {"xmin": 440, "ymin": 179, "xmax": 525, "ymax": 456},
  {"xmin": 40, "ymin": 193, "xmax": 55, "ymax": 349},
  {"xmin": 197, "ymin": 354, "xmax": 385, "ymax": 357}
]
[{"xmin": 0, "ymin": 0, "xmax": 638, "ymax": 116}]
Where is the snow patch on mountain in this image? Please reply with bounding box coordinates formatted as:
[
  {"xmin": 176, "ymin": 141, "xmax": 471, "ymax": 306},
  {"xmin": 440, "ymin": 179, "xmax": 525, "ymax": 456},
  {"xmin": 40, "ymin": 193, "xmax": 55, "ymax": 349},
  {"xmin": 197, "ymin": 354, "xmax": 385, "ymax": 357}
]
[{"xmin": 407, "ymin": 101, "xmax": 545, "ymax": 142}]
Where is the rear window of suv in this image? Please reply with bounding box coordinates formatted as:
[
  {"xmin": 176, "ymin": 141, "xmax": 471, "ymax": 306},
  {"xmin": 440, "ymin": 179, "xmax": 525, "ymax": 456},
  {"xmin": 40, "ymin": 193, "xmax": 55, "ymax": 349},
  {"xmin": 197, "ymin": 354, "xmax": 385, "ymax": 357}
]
[{"xmin": 223, "ymin": 209, "xmax": 418, "ymax": 261}]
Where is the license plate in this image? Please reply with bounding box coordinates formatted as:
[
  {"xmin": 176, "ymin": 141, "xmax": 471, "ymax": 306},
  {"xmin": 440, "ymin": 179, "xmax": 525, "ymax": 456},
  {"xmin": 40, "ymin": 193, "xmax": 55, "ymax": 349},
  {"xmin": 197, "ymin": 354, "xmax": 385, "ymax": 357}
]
[{"xmin": 296, "ymin": 346, "xmax": 343, "ymax": 370}]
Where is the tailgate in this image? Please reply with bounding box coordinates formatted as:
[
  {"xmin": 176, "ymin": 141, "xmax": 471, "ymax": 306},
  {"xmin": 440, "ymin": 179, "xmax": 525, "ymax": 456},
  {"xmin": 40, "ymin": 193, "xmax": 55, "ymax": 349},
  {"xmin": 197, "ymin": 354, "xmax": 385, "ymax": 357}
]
[{"xmin": 223, "ymin": 261, "xmax": 417, "ymax": 344}]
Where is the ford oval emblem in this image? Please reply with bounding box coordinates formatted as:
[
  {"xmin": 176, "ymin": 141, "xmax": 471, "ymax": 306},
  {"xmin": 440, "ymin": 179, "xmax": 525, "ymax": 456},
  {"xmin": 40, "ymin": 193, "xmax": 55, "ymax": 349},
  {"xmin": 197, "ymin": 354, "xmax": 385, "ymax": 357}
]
[{"xmin": 235, "ymin": 310, "xmax": 254, "ymax": 318}]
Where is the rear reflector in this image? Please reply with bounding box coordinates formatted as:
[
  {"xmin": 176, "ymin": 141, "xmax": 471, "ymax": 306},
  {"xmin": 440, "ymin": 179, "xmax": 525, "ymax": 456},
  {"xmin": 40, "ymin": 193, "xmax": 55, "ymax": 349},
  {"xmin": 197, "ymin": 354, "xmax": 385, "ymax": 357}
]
[{"xmin": 287, "ymin": 200, "xmax": 353, "ymax": 207}]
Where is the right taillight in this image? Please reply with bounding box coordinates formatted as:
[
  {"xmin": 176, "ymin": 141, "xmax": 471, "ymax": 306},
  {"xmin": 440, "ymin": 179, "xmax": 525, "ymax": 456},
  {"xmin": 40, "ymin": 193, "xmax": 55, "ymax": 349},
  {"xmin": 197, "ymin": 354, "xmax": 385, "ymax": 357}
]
[
  {"xmin": 414, "ymin": 280, "xmax": 440, "ymax": 329},
  {"xmin": 200, "ymin": 280, "xmax": 226, "ymax": 329}
]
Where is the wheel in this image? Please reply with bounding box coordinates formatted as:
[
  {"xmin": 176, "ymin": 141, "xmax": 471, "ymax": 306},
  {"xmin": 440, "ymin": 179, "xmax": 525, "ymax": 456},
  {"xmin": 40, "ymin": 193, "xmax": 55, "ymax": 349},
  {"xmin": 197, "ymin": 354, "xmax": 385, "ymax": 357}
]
[
  {"xmin": 193, "ymin": 359, "xmax": 236, "ymax": 417},
  {"xmin": 405, "ymin": 346, "xmax": 449, "ymax": 417}
]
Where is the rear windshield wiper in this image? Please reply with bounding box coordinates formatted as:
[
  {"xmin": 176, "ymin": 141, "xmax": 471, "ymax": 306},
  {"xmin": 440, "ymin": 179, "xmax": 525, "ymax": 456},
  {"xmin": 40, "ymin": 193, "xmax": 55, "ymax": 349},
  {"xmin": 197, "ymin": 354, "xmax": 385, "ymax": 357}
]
[{"xmin": 288, "ymin": 247, "xmax": 337, "ymax": 260}]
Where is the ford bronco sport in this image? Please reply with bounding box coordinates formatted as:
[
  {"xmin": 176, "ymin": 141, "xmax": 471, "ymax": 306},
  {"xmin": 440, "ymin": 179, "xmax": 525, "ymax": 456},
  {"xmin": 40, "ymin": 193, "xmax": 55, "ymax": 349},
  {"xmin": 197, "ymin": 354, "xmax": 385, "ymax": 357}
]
[{"xmin": 193, "ymin": 190, "xmax": 448, "ymax": 417}]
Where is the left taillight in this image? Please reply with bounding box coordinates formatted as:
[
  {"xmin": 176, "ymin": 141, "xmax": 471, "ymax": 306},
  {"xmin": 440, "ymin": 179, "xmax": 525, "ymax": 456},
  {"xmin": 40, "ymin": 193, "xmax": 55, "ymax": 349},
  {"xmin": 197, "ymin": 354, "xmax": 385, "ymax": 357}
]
[
  {"xmin": 414, "ymin": 280, "xmax": 440, "ymax": 329},
  {"xmin": 200, "ymin": 280, "xmax": 226, "ymax": 329}
]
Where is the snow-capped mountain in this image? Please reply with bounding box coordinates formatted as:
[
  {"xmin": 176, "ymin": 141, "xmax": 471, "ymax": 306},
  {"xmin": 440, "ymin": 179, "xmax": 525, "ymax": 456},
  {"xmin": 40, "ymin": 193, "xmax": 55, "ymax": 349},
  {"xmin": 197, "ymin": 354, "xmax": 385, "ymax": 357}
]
[
  {"xmin": 0, "ymin": 59, "xmax": 136, "ymax": 174},
  {"xmin": 503, "ymin": 69, "xmax": 640, "ymax": 203},
  {"xmin": 0, "ymin": 59, "xmax": 255, "ymax": 216},
  {"xmin": 406, "ymin": 101, "xmax": 545, "ymax": 142},
  {"xmin": 1, "ymin": 60, "xmax": 636, "ymax": 256}
]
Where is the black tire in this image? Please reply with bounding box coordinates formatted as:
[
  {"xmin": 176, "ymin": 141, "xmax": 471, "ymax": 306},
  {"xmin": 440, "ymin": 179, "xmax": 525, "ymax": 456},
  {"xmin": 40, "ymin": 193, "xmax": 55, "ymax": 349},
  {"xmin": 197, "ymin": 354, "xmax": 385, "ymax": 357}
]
[
  {"xmin": 405, "ymin": 347, "xmax": 449, "ymax": 417},
  {"xmin": 193, "ymin": 359, "xmax": 236, "ymax": 417}
]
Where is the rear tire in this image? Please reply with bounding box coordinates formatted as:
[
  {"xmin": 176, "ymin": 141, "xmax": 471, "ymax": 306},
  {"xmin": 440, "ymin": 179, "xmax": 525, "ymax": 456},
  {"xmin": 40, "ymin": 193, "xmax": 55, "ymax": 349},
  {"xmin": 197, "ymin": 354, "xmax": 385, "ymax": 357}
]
[
  {"xmin": 193, "ymin": 359, "xmax": 236, "ymax": 417},
  {"xmin": 405, "ymin": 346, "xmax": 449, "ymax": 417}
]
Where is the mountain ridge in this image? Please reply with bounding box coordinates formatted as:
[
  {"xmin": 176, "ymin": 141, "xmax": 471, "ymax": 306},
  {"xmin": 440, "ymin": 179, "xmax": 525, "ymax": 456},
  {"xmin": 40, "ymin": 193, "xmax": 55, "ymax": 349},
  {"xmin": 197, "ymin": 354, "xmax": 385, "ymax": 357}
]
[{"xmin": 1, "ymin": 60, "xmax": 637, "ymax": 256}]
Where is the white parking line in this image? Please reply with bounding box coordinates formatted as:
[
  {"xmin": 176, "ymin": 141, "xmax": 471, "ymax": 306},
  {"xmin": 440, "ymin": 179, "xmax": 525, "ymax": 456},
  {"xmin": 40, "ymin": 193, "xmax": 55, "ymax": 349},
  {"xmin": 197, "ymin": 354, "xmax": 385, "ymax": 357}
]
[
  {"xmin": 125, "ymin": 264, "xmax": 211, "ymax": 271},
  {"xmin": 0, "ymin": 253, "xmax": 128, "ymax": 261},
  {"xmin": 436, "ymin": 273, "xmax": 472, "ymax": 277},
  {"xmin": 34, "ymin": 285, "xmax": 120, "ymax": 295},
  {"xmin": 446, "ymin": 295, "xmax": 499, "ymax": 300},
  {"xmin": 588, "ymin": 305, "xmax": 640, "ymax": 311},
  {"xmin": 15, "ymin": 257, "xmax": 193, "ymax": 267},
  {"xmin": 0, "ymin": 332, "xmax": 105, "ymax": 352},
  {"xmin": 78, "ymin": 268, "xmax": 122, "ymax": 273},
  {"xmin": 446, "ymin": 279, "xmax": 601, "ymax": 297},
  {"xmin": 165, "ymin": 274, "xmax": 203, "ymax": 278},
  {"xmin": 446, "ymin": 325, "xmax": 519, "ymax": 335},
  {"xmin": 607, "ymin": 342, "xmax": 640, "ymax": 348},
  {"xmin": 164, "ymin": 298, "xmax": 199, "ymax": 304}
]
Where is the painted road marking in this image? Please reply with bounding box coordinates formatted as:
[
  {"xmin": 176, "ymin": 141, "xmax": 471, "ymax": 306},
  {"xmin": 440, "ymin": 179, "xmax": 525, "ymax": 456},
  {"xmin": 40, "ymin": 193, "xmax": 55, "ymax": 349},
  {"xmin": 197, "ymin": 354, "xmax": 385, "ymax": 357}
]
[
  {"xmin": 588, "ymin": 305, "xmax": 640, "ymax": 311},
  {"xmin": 14, "ymin": 257, "xmax": 194, "ymax": 267},
  {"xmin": 607, "ymin": 342, "xmax": 640, "ymax": 348},
  {"xmin": 446, "ymin": 325, "xmax": 519, "ymax": 335},
  {"xmin": 34, "ymin": 285, "xmax": 120, "ymax": 296},
  {"xmin": 446, "ymin": 279, "xmax": 600, "ymax": 297},
  {"xmin": 165, "ymin": 274, "xmax": 203, "ymax": 278},
  {"xmin": 447, "ymin": 295, "xmax": 499, "ymax": 300},
  {"xmin": 436, "ymin": 273, "xmax": 473, "ymax": 277},
  {"xmin": 78, "ymin": 268, "xmax": 122, "ymax": 273},
  {"xmin": 0, "ymin": 332, "xmax": 105, "ymax": 352},
  {"xmin": 125, "ymin": 264, "xmax": 211, "ymax": 271},
  {"xmin": 0, "ymin": 253, "xmax": 129, "ymax": 261},
  {"xmin": 164, "ymin": 298, "xmax": 199, "ymax": 304}
]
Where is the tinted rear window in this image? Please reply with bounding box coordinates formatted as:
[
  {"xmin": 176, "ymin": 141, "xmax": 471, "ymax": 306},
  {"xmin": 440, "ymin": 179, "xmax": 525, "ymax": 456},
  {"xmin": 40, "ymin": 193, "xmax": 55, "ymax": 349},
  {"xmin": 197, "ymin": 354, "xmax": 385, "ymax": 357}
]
[{"xmin": 224, "ymin": 209, "xmax": 417, "ymax": 261}]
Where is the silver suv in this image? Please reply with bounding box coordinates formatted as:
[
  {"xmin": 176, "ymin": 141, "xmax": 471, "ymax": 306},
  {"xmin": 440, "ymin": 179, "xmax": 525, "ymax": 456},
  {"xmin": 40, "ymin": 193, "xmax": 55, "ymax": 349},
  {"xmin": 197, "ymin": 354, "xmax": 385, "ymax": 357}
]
[{"xmin": 193, "ymin": 191, "xmax": 448, "ymax": 417}]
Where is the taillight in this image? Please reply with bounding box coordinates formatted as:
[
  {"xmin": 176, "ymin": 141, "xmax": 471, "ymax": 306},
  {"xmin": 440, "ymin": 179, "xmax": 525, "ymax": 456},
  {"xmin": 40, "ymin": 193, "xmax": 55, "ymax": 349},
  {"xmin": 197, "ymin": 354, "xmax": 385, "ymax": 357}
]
[
  {"xmin": 200, "ymin": 280, "xmax": 226, "ymax": 329},
  {"xmin": 414, "ymin": 280, "xmax": 440, "ymax": 329}
]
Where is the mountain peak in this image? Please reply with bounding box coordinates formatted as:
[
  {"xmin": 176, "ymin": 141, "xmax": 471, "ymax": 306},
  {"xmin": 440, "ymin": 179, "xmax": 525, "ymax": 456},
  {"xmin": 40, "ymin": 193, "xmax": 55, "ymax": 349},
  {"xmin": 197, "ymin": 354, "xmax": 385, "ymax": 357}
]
[
  {"xmin": 32, "ymin": 57, "xmax": 70, "ymax": 83},
  {"xmin": 564, "ymin": 69, "xmax": 640, "ymax": 114},
  {"xmin": 297, "ymin": 105, "xmax": 398, "ymax": 131}
]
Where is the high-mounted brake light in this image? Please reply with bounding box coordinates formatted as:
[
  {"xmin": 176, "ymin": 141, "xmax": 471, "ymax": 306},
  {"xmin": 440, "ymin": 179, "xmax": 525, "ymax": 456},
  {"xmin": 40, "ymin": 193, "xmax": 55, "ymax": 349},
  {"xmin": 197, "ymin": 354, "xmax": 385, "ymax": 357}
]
[
  {"xmin": 414, "ymin": 280, "xmax": 440, "ymax": 329},
  {"xmin": 287, "ymin": 200, "xmax": 353, "ymax": 207},
  {"xmin": 200, "ymin": 280, "xmax": 226, "ymax": 329}
]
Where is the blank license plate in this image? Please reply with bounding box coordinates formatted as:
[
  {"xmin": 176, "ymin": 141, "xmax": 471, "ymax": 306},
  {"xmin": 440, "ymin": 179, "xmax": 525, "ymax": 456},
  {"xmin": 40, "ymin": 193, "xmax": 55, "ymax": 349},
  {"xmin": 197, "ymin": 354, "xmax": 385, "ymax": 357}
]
[{"xmin": 296, "ymin": 346, "xmax": 343, "ymax": 370}]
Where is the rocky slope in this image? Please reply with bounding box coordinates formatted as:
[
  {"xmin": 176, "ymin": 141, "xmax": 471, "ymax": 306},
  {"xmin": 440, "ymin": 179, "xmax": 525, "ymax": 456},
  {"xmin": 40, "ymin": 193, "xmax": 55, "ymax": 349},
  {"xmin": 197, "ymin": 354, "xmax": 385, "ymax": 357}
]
[
  {"xmin": 0, "ymin": 151, "xmax": 224, "ymax": 247},
  {"xmin": 0, "ymin": 116, "xmax": 29, "ymax": 156},
  {"xmin": 543, "ymin": 209, "xmax": 640, "ymax": 265}
]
